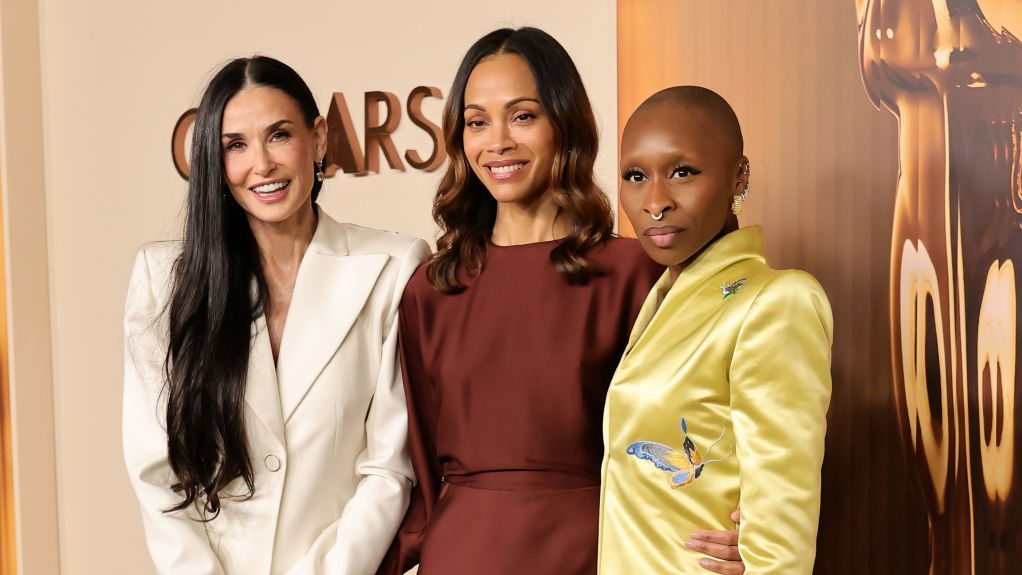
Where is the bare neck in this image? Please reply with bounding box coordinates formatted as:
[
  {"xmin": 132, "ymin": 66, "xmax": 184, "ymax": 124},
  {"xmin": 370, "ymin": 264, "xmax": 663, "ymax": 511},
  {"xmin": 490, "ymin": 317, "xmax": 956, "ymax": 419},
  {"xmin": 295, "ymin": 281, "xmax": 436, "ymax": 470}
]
[
  {"xmin": 247, "ymin": 203, "xmax": 318, "ymax": 280},
  {"xmin": 490, "ymin": 191, "xmax": 570, "ymax": 246},
  {"xmin": 667, "ymin": 215, "xmax": 739, "ymax": 281}
]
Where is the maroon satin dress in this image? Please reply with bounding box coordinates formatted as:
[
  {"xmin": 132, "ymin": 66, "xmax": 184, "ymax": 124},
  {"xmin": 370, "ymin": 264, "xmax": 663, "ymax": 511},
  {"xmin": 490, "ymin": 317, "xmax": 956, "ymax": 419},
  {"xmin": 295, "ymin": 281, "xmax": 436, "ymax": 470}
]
[{"xmin": 377, "ymin": 238, "xmax": 661, "ymax": 575}]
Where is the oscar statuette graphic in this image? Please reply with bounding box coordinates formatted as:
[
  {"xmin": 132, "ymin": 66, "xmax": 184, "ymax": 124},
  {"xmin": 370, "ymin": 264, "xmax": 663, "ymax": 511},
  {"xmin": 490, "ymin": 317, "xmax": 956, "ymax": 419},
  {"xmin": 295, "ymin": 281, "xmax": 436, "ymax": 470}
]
[{"xmin": 859, "ymin": 1, "xmax": 1022, "ymax": 572}]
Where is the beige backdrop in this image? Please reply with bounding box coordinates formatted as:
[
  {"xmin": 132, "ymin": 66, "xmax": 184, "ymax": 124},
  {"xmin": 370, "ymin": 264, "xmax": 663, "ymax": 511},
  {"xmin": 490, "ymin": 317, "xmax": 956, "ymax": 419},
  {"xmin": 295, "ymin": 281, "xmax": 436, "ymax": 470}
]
[{"xmin": 0, "ymin": 1, "xmax": 617, "ymax": 574}]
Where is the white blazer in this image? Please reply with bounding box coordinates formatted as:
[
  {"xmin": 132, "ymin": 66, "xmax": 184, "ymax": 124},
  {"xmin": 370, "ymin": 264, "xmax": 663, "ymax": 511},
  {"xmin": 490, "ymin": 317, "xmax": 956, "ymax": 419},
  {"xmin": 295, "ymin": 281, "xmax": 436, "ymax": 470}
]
[{"xmin": 123, "ymin": 213, "xmax": 430, "ymax": 575}]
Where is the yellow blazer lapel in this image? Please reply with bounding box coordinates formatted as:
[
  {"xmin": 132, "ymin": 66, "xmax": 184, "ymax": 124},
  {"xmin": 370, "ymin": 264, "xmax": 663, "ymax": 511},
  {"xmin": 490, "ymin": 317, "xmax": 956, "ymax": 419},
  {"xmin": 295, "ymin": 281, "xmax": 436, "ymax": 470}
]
[
  {"xmin": 245, "ymin": 315, "xmax": 286, "ymax": 448},
  {"xmin": 625, "ymin": 270, "xmax": 672, "ymax": 356},
  {"xmin": 275, "ymin": 216, "xmax": 389, "ymax": 424},
  {"xmin": 623, "ymin": 226, "xmax": 767, "ymax": 359}
]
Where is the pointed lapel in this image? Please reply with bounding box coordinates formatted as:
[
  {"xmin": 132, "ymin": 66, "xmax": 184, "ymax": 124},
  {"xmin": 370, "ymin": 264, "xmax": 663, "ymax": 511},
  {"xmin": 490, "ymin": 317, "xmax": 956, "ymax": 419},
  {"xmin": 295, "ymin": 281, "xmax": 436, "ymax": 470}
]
[
  {"xmin": 624, "ymin": 270, "xmax": 672, "ymax": 356},
  {"xmin": 275, "ymin": 214, "xmax": 390, "ymax": 424},
  {"xmin": 244, "ymin": 315, "xmax": 286, "ymax": 448},
  {"xmin": 624, "ymin": 226, "xmax": 767, "ymax": 357}
]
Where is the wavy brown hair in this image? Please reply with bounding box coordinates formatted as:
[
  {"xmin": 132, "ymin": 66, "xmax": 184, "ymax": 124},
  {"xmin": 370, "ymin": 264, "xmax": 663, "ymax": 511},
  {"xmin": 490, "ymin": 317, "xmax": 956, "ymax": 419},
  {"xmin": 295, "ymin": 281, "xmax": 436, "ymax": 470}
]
[{"xmin": 427, "ymin": 27, "xmax": 614, "ymax": 293}]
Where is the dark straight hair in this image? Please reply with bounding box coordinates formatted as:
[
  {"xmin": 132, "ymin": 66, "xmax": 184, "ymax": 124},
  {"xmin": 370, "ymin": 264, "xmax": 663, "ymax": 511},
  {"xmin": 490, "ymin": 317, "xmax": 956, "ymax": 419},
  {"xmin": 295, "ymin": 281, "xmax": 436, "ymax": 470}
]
[
  {"xmin": 164, "ymin": 56, "xmax": 321, "ymax": 519},
  {"xmin": 427, "ymin": 27, "xmax": 614, "ymax": 293}
]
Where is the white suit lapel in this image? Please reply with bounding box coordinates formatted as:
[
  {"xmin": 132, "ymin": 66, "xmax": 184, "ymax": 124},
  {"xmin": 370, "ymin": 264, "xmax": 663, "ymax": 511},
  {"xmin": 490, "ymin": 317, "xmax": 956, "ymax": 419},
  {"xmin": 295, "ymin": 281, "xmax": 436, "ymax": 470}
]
[
  {"xmin": 244, "ymin": 315, "xmax": 286, "ymax": 448},
  {"xmin": 275, "ymin": 215, "xmax": 389, "ymax": 424}
]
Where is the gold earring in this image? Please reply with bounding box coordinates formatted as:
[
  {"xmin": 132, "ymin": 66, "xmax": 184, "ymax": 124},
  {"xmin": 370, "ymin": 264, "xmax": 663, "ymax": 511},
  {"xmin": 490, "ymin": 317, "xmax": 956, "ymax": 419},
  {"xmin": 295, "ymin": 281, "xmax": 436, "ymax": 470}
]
[{"xmin": 731, "ymin": 183, "xmax": 749, "ymax": 215}]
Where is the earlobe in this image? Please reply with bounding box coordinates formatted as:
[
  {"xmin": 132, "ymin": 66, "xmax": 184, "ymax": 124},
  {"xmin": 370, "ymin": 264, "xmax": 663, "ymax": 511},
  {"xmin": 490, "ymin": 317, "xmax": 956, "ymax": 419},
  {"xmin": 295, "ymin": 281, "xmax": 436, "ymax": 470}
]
[
  {"xmin": 314, "ymin": 115, "xmax": 328, "ymax": 158},
  {"xmin": 731, "ymin": 157, "xmax": 751, "ymax": 215}
]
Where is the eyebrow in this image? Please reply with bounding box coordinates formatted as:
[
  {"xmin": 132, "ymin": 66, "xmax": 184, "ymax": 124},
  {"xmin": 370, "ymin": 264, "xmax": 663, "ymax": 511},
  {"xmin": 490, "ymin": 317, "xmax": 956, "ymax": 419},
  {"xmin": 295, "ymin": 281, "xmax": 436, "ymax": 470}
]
[
  {"xmin": 222, "ymin": 119, "xmax": 293, "ymax": 140},
  {"xmin": 463, "ymin": 97, "xmax": 542, "ymax": 112},
  {"xmin": 618, "ymin": 154, "xmax": 700, "ymax": 172}
]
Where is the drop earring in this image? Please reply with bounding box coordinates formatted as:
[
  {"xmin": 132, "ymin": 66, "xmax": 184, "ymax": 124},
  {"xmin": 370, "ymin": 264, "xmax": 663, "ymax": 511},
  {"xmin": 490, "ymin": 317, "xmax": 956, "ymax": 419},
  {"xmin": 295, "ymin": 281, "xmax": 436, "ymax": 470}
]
[
  {"xmin": 731, "ymin": 184, "xmax": 748, "ymax": 215},
  {"xmin": 315, "ymin": 160, "xmax": 325, "ymax": 182},
  {"xmin": 732, "ymin": 162, "xmax": 750, "ymax": 215}
]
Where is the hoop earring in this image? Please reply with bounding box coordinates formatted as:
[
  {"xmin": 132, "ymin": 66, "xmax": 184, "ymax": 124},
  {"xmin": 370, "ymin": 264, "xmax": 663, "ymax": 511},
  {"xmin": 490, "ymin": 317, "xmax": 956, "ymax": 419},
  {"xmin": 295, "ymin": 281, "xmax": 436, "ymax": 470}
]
[{"xmin": 315, "ymin": 160, "xmax": 325, "ymax": 182}]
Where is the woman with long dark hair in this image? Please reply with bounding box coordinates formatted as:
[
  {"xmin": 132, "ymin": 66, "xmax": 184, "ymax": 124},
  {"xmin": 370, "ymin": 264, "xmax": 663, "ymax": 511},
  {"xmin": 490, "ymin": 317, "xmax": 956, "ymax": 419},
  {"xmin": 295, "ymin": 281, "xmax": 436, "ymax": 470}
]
[
  {"xmin": 123, "ymin": 56, "xmax": 428, "ymax": 574},
  {"xmin": 378, "ymin": 28, "xmax": 742, "ymax": 575}
]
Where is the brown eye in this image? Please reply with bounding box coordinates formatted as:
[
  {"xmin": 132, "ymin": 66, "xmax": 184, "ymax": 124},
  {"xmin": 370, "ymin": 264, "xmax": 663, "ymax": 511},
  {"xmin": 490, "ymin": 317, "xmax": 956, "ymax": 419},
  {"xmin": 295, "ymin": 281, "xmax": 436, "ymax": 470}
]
[
  {"xmin": 622, "ymin": 169, "xmax": 646, "ymax": 183},
  {"xmin": 670, "ymin": 165, "xmax": 701, "ymax": 178}
]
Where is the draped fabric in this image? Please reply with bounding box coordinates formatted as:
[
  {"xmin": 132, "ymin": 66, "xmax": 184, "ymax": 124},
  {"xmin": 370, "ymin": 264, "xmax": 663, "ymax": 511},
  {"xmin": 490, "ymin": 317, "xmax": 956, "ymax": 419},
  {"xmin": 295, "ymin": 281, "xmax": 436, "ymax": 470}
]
[{"xmin": 378, "ymin": 238, "xmax": 661, "ymax": 575}]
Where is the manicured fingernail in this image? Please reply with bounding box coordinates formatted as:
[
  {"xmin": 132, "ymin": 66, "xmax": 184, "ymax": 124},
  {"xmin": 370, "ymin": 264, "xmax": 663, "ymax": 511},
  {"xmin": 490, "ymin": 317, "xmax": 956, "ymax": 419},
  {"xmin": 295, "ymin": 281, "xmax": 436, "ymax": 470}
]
[
  {"xmin": 685, "ymin": 539, "xmax": 697, "ymax": 548},
  {"xmin": 698, "ymin": 559, "xmax": 713, "ymax": 567}
]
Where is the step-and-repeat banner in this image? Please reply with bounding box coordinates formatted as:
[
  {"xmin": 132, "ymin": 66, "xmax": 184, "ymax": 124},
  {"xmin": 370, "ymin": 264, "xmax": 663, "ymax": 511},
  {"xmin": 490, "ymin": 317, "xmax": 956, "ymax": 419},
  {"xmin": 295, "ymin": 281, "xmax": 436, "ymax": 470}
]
[
  {"xmin": 618, "ymin": 1, "xmax": 1021, "ymax": 573},
  {"xmin": 29, "ymin": 2, "xmax": 619, "ymax": 572},
  {"xmin": 19, "ymin": 0, "xmax": 1019, "ymax": 573}
]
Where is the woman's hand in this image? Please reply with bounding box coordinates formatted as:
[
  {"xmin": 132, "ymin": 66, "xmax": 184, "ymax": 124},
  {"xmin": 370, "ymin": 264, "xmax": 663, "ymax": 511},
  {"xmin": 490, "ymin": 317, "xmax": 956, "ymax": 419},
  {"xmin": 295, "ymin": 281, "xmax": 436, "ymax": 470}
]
[{"xmin": 686, "ymin": 508, "xmax": 744, "ymax": 574}]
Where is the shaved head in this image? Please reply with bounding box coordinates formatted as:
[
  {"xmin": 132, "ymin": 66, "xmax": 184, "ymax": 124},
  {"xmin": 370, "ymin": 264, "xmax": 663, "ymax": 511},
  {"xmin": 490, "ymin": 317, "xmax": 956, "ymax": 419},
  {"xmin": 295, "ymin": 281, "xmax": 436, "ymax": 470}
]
[
  {"xmin": 618, "ymin": 85, "xmax": 750, "ymax": 276},
  {"xmin": 627, "ymin": 86, "xmax": 744, "ymax": 159}
]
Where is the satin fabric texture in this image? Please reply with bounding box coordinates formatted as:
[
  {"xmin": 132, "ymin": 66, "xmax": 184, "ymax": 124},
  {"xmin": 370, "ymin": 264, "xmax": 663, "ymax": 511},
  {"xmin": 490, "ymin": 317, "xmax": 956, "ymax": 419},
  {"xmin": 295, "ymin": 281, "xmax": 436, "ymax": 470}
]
[
  {"xmin": 123, "ymin": 212, "xmax": 429, "ymax": 575},
  {"xmin": 598, "ymin": 226, "xmax": 833, "ymax": 575},
  {"xmin": 378, "ymin": 238, "xmax": 662, "ymax": 575}
]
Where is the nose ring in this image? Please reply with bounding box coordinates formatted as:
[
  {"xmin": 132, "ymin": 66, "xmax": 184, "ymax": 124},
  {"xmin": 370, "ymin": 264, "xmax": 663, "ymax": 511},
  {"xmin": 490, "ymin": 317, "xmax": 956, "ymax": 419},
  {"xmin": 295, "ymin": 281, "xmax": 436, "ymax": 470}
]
[{"xmin": 651, "ymin": 210, "xmax": 665, "ymax": 221}]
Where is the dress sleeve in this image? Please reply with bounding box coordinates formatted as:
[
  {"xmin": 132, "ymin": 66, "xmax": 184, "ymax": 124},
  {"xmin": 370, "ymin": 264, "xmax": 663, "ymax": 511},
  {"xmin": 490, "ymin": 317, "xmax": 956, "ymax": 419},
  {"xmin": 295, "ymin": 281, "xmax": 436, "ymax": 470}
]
[
  {"xmin": 376, "ymin": 271, "xmax": 444, "ymax": 575},
  {"xmin": 619, "ymin": 241, "xmax": 666, "ymax": 326},
  {"xmin": 728, "ymin": 271, "xmax": 834, "ymax": 575},
  {"xmin": 635, "ymin": 256, "xmax": 666, "ymax": 307},
  {"xmin": 122, "ymin": 247, "xmax": 228, "ymax": 575}
]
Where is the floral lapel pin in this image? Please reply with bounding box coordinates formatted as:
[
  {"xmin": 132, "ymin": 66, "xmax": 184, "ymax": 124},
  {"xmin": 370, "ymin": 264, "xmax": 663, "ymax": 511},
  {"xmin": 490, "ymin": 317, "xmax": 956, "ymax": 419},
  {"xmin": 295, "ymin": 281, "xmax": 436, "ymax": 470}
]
[{"xmin": 718, "ymin": 277, "xmax": 747, "ymax": 300}]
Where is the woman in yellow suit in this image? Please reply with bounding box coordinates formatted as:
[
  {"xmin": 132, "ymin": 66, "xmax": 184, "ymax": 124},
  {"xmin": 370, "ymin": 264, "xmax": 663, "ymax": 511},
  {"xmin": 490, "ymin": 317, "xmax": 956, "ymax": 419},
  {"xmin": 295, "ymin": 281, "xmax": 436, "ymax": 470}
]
[{"xmin": 598, "ymin": 86, "xmax": 833, "ymax": 575}]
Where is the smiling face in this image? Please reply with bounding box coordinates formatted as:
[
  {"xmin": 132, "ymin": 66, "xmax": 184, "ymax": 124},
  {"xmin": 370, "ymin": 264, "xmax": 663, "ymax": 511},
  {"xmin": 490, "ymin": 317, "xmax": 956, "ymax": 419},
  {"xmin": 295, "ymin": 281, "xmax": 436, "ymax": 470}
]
[
  {"xmin": 461, "ymin": 52, "xmax": 558, "ymax": 206},
  {"xmin": 221, "ymin": 85, "xmax": 327, "ymax": 227},
  {"xmin": 619, "ymin": 102, "xmax": 748, "ymax": 277}
]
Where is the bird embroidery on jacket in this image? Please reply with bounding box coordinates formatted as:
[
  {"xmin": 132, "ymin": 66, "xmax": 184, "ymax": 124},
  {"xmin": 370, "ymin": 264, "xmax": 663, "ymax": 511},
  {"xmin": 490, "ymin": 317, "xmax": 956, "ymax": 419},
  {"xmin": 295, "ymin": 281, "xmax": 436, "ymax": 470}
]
[{"xmin": 626, "ymin": 418, "xmax": 732, "ymax": 488}]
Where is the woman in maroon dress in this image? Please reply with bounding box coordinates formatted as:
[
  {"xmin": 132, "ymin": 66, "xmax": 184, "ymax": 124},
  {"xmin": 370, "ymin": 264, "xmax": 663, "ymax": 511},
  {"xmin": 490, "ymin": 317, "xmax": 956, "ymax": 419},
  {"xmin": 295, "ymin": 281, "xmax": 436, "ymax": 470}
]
[{"xmin": 378, "ymin": 28, "xmax": 741, "ymax": 575}]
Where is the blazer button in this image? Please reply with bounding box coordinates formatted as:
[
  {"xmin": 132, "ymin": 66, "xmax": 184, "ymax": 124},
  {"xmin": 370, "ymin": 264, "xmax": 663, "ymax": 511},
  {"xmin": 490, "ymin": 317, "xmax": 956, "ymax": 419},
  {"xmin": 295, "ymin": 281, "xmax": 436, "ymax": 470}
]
[{"xmin": 264, "ymin": 454, "xmax": 282, "ymax": 472}]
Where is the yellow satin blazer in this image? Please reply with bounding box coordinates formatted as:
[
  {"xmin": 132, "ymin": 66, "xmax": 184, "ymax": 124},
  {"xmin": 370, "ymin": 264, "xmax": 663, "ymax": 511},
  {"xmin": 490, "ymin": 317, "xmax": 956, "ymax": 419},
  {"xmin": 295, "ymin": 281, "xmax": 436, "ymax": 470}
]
[{"xmin": 597, "ymin": 226, "xmax": 833, "ymax": 575}]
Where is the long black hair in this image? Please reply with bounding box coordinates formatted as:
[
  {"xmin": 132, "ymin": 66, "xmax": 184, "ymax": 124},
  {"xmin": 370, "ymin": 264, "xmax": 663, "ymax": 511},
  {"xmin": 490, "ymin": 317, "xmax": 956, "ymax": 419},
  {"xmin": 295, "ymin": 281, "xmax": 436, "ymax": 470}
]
[
  {"xmin": 164, "ymin": 56, "xmax": 322, "ymax": 518},
  {"xmin": 428, "ymin": 27, "xmax": 614, "ymax": 293}
]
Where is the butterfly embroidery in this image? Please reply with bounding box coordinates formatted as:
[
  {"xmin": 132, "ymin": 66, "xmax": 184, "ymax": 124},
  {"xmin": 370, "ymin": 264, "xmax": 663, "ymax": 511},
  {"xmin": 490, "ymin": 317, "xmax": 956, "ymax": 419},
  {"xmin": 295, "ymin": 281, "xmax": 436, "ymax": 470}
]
[
  {"xmin": 718, "ymin": 277, "xmax": 747, "ymax": 300},
  {"xmin": 626, "ymin": 418, "xmax": 733, "ymax": 488}
]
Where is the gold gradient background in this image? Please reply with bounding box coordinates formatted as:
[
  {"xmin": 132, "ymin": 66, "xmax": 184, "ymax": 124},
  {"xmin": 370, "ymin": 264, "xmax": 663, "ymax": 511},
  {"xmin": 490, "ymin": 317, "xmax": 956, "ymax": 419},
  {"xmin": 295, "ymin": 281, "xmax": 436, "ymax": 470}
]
[
  {"xmin": 618, "ymin": 1, "xmax": 929, "ymax": 572},
  {"xmin": 1, "ymin": 175, "xmax": 14, "ymax": 575}
]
